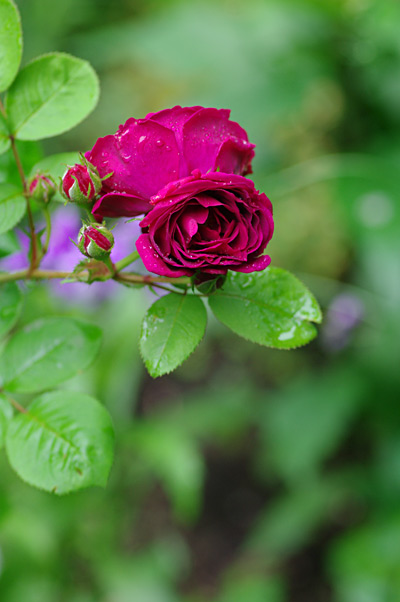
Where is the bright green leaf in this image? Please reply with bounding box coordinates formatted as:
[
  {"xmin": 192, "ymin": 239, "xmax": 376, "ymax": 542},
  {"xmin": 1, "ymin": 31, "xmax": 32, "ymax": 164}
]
[
  {"xmin": 0, "ymin": 0, "xmax": 22, "ymax": 92},
  {"xmin": 5, "ymin": 390, "xmax": 114, "ymax": 493},
  {"xmin": 0, "ymin": 182, "xmax": 25, "ymax": 234},
  {"xmin": 0, "ymin": 317, "xmax": 102, "ymax": 393},
  {"xmin": 0, "ymin": 393, "xmax": 13, "ymax": 448},
  {"xmin": 0, "ymin": 112, "xmax": 10, "ymax": 155},
  {"xmin": 0, "ymin": 281, "xmax": 22, "ymax": 338},
  {"xmin": 140, "ymin": 293, "xmax": 207, "ymax": 377},
  {"xmin": 208, "ymin": 268, "xmax": 322, "ymax": 349},
  {"xmin": 5, "ymin": 52, "xmax": 99, "ymax": 140}
]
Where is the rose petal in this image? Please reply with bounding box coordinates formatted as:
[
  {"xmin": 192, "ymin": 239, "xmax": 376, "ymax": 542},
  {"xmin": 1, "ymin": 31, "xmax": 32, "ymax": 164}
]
[
  {"xmin": 232, "ymin": 254, "xmax": 271, "ymax": 273},
  {"xmin": 92, "ymin": 192, "xmax": 152, "ymax": 218},
  {"xmin": 136, "ymin": 233, "xmax": 192, "ymax": 277},
  {"xmin": 214, "ymin": 138, "xmax": 255, "ymax": 175},
  {"xmin": 183, "ymin": 108, "xmax": 253, "ymax": 175},
  {"xmin": 86, "ymin": 119, "xmax": 180, "ymax": 200}
]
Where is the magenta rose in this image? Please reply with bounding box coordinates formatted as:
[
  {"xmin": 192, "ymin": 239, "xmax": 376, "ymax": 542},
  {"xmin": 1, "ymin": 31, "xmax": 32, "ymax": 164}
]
[
  {"xmin": 62, "ymin": 163, "xmax": 102, "ymax": 203},
  {"xmin": 136, "ymin": 171, "xmax": 274, "ymax": 277},
  {"xmin": 85, "ymin": 106, "xmax": 255, "ymax": 220}
]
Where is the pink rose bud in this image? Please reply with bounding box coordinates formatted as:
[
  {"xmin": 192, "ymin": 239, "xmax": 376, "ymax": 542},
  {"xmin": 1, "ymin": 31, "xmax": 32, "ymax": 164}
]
[
  {"xmin": 62, "ymin": 161, "xmax": 102, "ymax": 203},
  {"xmin": 78, "ymin": 224, "xmax": 114, "ymax": 260},
  {"xmin": 28, "ymin": 173, "xmax": 57, "ymax": 204}
]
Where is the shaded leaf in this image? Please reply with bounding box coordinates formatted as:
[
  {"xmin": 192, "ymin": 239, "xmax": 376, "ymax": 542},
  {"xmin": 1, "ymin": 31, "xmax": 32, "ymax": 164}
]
[
  {"xmin": 0, "ymin": 393, "xmax": 13, "ymax": 448},
  {"xmin": 0, "ymin": 281, "xmax": 22, "ymax": 338},
  {"xmin": 0, "ymin": 182, "xmax": 25, "ymax": 234},
  {"xmin": 6, "ymin": 390, "xmax": 114, "ymax": 493},
  {"xmin": 0, "ymin": 317, "xmax": 102, "ymax": 393}
]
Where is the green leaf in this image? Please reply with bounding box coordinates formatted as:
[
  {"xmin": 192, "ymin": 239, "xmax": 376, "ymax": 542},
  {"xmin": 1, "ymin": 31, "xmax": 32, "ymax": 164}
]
[
  {"xmin": 0, "ymin": 182, "xmax": 25, "ymax": 234},
  {"xmin": 0, "ymin": 0, "xmax": 22, "ymax": 92},
  {"xmin": 0, "ymin": 317, "xmax": 102, "ymax": 393},
  {"xmin": 0, "ymin": 393, "xmax": 13, "ymax": 448},
  {"xmin": 140, "ymin": 293, "xmax": 207, "ymax": 377},
  {"xmin": 208, "ymin": 267, "xmax": 322, "ymax": 349},
  {"xmin": 0, "ymin": 281, "xmax": 22, "ymax": 338},
  {"xmin": 5, "ymin": 52, "xmax": 99, "ymax": 140},
  {"xmin": 0, "ymin": 111, "xmax": 11, "ymax": 155},
  {"xmin": 5, "ymin": 390, "xmax": 114, "ymax": 493},
  {"xmin": 0, "ymin": 229, "xmax": 20, "ymax": 258}
]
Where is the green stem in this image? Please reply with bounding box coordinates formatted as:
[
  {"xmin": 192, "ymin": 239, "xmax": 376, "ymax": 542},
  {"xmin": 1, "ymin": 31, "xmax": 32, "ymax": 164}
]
[
  {"xmin": 41, "ymin": 206, "xmax": 52, "ymax": 255},
  {"xmin": 0, "ymin": 97, "xmax": 39, "ymax": 272},
  {"xmin": 114, "ymin": 250, "xmax": 140, "ymax": 272},
  {"xmin": 0, "ymin": 268, "xmax": 191, "ymax": 287}
]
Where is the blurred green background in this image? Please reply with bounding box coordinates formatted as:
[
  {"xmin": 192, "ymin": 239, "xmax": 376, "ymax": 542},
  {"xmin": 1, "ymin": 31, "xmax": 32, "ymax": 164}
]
[{"xmin": 1, "ymin": 0, "xmax": 400, "ymax": 600}]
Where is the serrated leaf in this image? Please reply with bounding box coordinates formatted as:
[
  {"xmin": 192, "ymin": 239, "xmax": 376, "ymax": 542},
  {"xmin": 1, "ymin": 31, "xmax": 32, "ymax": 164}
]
[
  {"xmin": 0, "ymin": 317, "xmax": 102, "ymax": 393},
  {"xmin": 0, "ymin": 182, "xmax": 25, "ymax": 234},
  {"xmin": 0, "ymin": 111, "xmax": 10, "ymax": 155},
  {"xmin": 209, "ymin": 267, "xmax": 322, "ymax": 349},
  {"xmin": 5, "ymin": 52, "xmax": 99, "ymax": 140},
  {"xmin": 5, "ymin": 390, "xmax": 114, "ymax": 493},
  {"xmin": 0, "ymin": 281, "xmax": 22, "ymax": 338},
  {"xmin": 0, "ymin": 393, "xmax": 13, "ymax": 448},
  {"xmin": 0, "ymin": 0, "xmax": 22, "ymax": 92},
  {"xmin": 140, "ymin": 293, "xmax": 207, "ymax": 377}
]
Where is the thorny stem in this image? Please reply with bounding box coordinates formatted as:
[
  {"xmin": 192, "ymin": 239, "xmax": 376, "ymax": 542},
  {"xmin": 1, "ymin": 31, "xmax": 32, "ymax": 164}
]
[{"xmin": 0, "ymin": 97, "xmax": 38, "ymax": 272}]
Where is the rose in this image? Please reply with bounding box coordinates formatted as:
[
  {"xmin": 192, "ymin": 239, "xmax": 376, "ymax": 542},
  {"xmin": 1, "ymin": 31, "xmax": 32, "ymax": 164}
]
[
  {"xmin": 28, "ymin": 173, "xmax": 57, "ymax": 204},
  {"xmin": 78, "ymin": 224, "xmax": 114, "ymax": 260},
  {"xmin": 136, "ymin": 171, "xmax": 274, "ymax": 277},
  {"xmin": 62, "ymin": 162, "xmax": 102, "ymax": 203},
  {"xmin": 85, "ymin": 106, "xmax": 255, "ymax": 220}
]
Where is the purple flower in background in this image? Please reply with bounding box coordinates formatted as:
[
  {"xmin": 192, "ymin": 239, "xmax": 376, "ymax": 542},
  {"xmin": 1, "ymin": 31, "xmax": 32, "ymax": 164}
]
[
  {"xmin": 0, "ymin": 206, "xmax": 140, "ymax": 304},
  {"xmin": 322, "ymin": 293, "xmax": 365, "ymax": 351},
  {"xmin": 86, "ymin": 106, "xmax": 255, "ymax": 220}
]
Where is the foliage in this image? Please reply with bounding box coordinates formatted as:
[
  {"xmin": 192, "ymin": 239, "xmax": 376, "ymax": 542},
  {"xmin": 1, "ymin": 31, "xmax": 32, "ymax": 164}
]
[{"xmin": 0, "ymin": 0, "xmax": 398, "ymax": 600}]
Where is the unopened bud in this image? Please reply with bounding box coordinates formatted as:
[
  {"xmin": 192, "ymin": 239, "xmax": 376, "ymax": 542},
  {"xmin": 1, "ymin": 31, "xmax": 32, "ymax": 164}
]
[
  {"xmin": 62, "ymin": 159, "xmax": 102, "ymax": 203},
  {"xmin": 78, "ymin": 224, "xmax": 114, "ymax": 260},
  {"xmin": 28, "ymin": 173, "xmax": 57, "ymax": 204}
]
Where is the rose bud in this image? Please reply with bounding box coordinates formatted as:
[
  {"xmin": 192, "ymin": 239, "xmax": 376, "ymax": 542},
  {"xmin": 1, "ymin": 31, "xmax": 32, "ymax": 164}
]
[
  {"xmin": 78, "ymin": 224, "xmax": 114, "ymax": 260},
  {"xmin": 85, "ymin": 106, "xmax": 255, "ymax": 220},
  {"xmin": 62, "ymin": 161, "xmax": 102, "ymax": 203},
  {"xmin": 28, "ymin": 173, "xmax": 57, "ymax": 204},
  {"xmin": 136, "ymin": 171, "xmax": 274, "ymax": 277}
]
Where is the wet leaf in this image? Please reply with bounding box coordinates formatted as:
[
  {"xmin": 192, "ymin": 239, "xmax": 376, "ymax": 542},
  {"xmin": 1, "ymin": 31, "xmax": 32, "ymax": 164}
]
[
  {"xmin": 140, "ymin": 293, "xmax": 207, "ymax": 377},
  {"xmin": 208, "ymin": 267, "xmax": 322, "ymax": 349}
]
